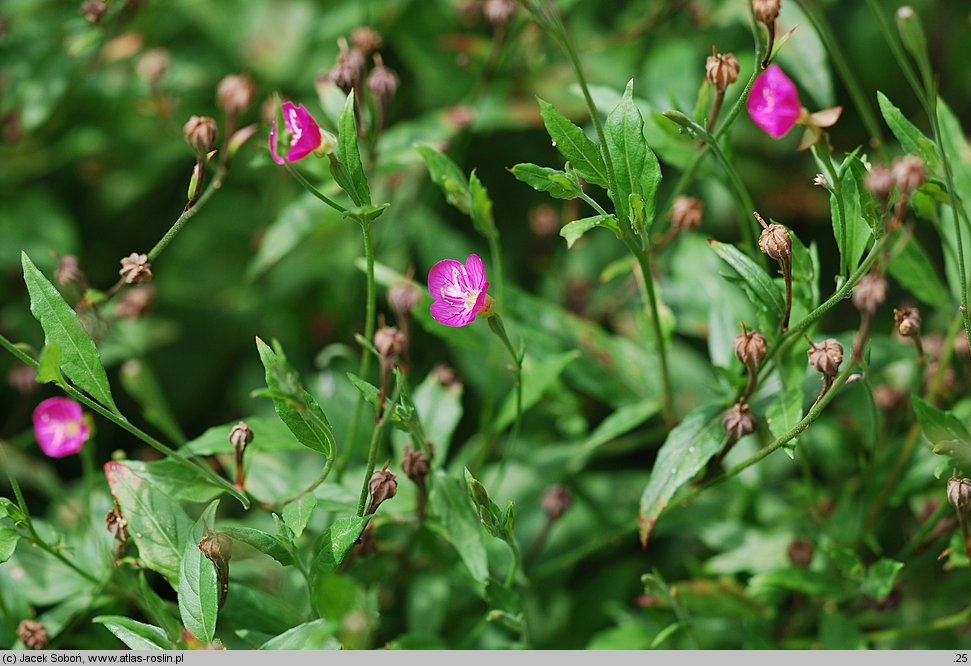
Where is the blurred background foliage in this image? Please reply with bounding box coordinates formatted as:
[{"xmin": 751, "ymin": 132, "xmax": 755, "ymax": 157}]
[{"xmin": 2, "ymin": 0, "xmax": 971, "ymax": 650}]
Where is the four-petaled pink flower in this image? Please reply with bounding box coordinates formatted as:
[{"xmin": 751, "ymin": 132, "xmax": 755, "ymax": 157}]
[
  {"xmin": 32, "ymin": 397, "xmax": 89, "ymax": 458},
  {"xmin": 269, "ymin": 101, "xmax": 323, "ymax": 165},
  {"xmin": 747, "ymin": 64, "xmax": 803, "ymax": 139},
  {"xmin": 427, "ymin": 254, "xmax": 490, "ymax": 327}
]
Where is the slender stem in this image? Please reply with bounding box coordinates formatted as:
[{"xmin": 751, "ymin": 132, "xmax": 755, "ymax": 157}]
[
  {"xmin": 504, "ymin": 538, "xmax": 522, "ymax": 588},
  {"xmin": 148, "ymin": 164, "xmax": 228, "ymax": 262},
  {"xmin": 865, "ymin": 604, "xmax": 971, "ymax": 644},
  {"xmin": 895, "ymin": 499, "xmax": 949, "ymax": 560},
  {"xmin": 677, "ymin": 360, "xmax": 857, "ymax": 506},
  {"xmin": 356, "ymin": 402, "xmax": 393, "ymax": 517},
  {"xmin": 707, "ymin": 89, "xmax": 724, "ymax": 134},
  {"xmin": 864, "ymin": 0, "xmax": 929, "ymax": 111},
  {"xmin": 702, "ymin": 135, "xmax": 760, "ymax": 260},
  {"xmin": 487, "ymin": 234, "xmax": 505, "ymax": 308},
  {"xmin": 0, "ymin": 334, "xmax": 250, "ymax": 508},
  {"xmin": 283, "ymin": 162, "xmax": 348, "ymax": 214}
]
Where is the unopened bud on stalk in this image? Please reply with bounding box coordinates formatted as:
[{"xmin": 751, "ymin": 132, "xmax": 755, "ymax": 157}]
[
  {"xmin": 752, "ymin": 0, "xmax": 781, "ymax": 25},
  {"xmin": 807, "ymin": 338, "xmax": 843, "ymax": 377},
  {"xmin": 402, "ymin": 444, "xmax": 430, "ymax": 485},
  {"xmin": 17, "ymin": 620, "xmax": 48, "ymax": 650},
  {"xmin": 734, "ymin": 327, "xmax": 767, "ymax": 370},
  {"xmin": 119, "ymin": 253, "xmax": 152, "ymax": 284},
  {"xmin": 670, "ymin": 196, "xmax": 703, "ymax": 232},
  {"xmin": 374, "ymin": 326, "xmax": 406, "ymax": 359},
  {"xmin": 199, "ymin": 531, "xmax": 233, "ymax": 608},
  {"xmin": 723, "ymin": 402, "xmax": 755, "ymax": 442},
  {"xmin": 136, "ymin": 48, "xmax": 170, "ymax": 85},
  {"xmin": 80, "ymin": 0, "xmax": 107, "ymax": 23},
  {"xmin": 183, "ymin": 115, "xmax": 217, "ymax": 156},
  {"xmin": 892, "ymin": 154, "xmax": 926, "ymax": 194},
  {"xmin": 755, "ymin": 213, "xmax": 792, "ymax": 263},
  {"xmin": 894, "ymin": 307, "xmax": 921, "ymax": 338},
  {"xmin": 852, "ymin": 274, "xmax": 888, "ymax": 315},
  {"xmin": 948, "ymin": 478, "xmax": 971, "ymax": 515},
  {"xmin": 705, "ymin": 49, "xmax": 740, "ymax": 91},
  {"xmin": 388, "ymin": 281, "xmax": 422, "ymax": 318},
  {"xmin": 55, "ymin": 254, "xmax": 86, "ymax": 288},
  {"xmin": 351, "ymin": 27, "xmax": 383, "ymax": 53},
  {"xmin": 366, "ymin": 463, "xmax": 398, "ymax": 515},
  {"xmin": 367, "ymin": 54, "xmax": 399, "ymax": 111},
  {"xmin": 331, "ymin": 43, "xmax": 366, "ymax": 94},
  {"xmin": 541, "ymin": 485, "xmax": 572, "ymax": 521},
  {"xmin": 229, "ymin": 421, "xmax": 254, "ymax": 454},
  {"xmin": 216, "ymin": 74, "xmax": 256, "ymax": 116}
]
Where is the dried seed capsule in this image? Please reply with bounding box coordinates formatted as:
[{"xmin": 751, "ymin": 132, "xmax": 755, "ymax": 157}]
[
  {"xmin": 892, "ymin": 154, "xmax": 926, "ymax": 194},
  {"xmin": 136, "ymin": 48, "xmax": 170, "ymax": 86},
  {"xmin": 723, "ymin": 402, "xmax": 755, "ymax": 442},
  {"xmin": 541, "ymin": 485, "xmax": 572, "ymax": 521},
  {"xmin": 787, "ymin": 538, "xmax": 814, "ymax": 567},
  {"xmin": 807, "ymin": 338, "xmax": 843, "ymax": 377},
  {"xmin": 229, "ymin": 421, "xmax": 254, "ymax": 454},
  {"xmin": 705, "ymin": 51, "xmax": 740, "ymax": 91},
  {"xmin": 367, "ymin": 56, "xmax": 399, "ymax": 111},
  {"xmin": 115, "ymin": 285, "xmax": 155, "ymax": 319},
  {"xmin": 734, "ymin": 328, "xmax": 767, "ymax": 370},
  {"xmin": 55, "ymin": 254, "xmax": 86, "ymax": 288},
  {"xmin": 402, "ymin": 444, "xmax": 430, "ymax": 486},
  {"xmin": 483, "ymin": 0, "xmax": 516, "ymax": 27},
  {"xmin": 119, "ymin": 253, "xmax": 152, "ymax": 284},
  {"xmin": 17, "ymin": 620, "xmax": 48, "ymax": 650},
  {"xmin": 758, "ymin": 222, "xmax": 792, "ymax": 263},
  {"xmin": 183, "ymin": 115, "xmax": 217, "ymax": 155},
  {"xmin": 388, "ymin": 281, "xmax": 422, "ymax": 317},
  {"xmin": 216, "ymin": 74, "xmax": 256, "ymax": 116},
  {"xmin": 351, "ymin": 27, "xmax": 382, "ymax": 53},
  {"xmin": 366, "ymin": 464, "xmax": 398, "ymax": 515},
  {"xmin": 947, "ymin": 477, "xmax": 971, "ymax": 515},
  {"xmin": 374, "ymin": 326, "xmax": 406, "ymax": 359},
  {"xmin": 865, "ymin": 165, "xmax": 896, "ymax": 201},
  {"xmin": 894, "ymin": 307, "xmax": 921, "ymax": 338},
  {"xmin": 852, "ymin": 274, "xmax": 888, "ymax": 315},
  {"xmin": 752, "ymin": 0, "xmax": 781, "ymax": 25},
  {"xmin": 670, "ymin": 196, "xmax": 704, "ymax": 232}
]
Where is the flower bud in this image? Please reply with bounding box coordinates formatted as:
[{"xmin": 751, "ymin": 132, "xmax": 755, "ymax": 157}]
[
  {"xmin": 483, "ymin": 0, "xmax": 516, "ymax": 28},
  {"xmin": 374, "ymin": 326, "xmax": 406, "ymax": 359},
  {"xmin": 865, "ymin": 165, "xmax": 896, "ymax": 201},
  {"xmin": 115, "ymin": 285, "xmax": 155, "ymax": 319},
  {"xmin": 894, "ymin": 307, "xmax": 921, "ymax": 338},
  {"xmin": 80, "ymin": 0, "xmax": 107, "ymax": 23},
  {"xmin": 948, "ymin": 478, "xmax": 971, "ymax": 515},
  {"xmin": 402, "ymin": 444, "xmax": 430, "ymax": 486},
  {"xmin": 136, "ymin": 48, "xmax": 170, "ymax": 86},
  {"xmin": 216, "ymin": 74, "xmax": 256, "ymax": 116},
  {"xmin": 54, "ymin": 254, "xmax": 86, "ymax": 288},
  {"xmin": 366, "ymin": 464, "xmax": 398, "ymax": 515},
  {"xmin": 183, "ymin": 115, "xmax": 217, "ymax": 156},
  {"xmin": 752, "ymin": 0, "xmax": 781, "ymax": 25},
  {"xmin": 723, "ymin": 402, "xmax": 755, "ymax": 442},
  {"xmin": 229, "ymin": 421, "xmax": 254, "ymax": 454},
  {"xmin": 787, "ymin": 538, "xmax": 814, "ymax": 567},
  {"xmin": 758, "ymin": 222, "xmax": 792, "ymax": 263},
  {"xmin": 851, "ymin": 274, "xmax": 887, "ymax": 315},
  {"xmin": 199, "ymin": 531, "xmax": 233, "ymax": 564},
  {"xmin": 433, "ymin": 363, "xmax": 461, "ymax": 390},
  {"xmin": 388, "ymin": 281, "xmax": 422, "ymax": 318},
  {"xmin": 670, "ymin": 195, "xmax": 703, "ymax": 232},
  {"xmin": 892, "ymin": 154, "xmax": 926, "ymax": 194},
  {"xmin": 7, "ymin": 364, "xmax": 38, "ymax": 395},
  {"xmin": 17, "ymin": 619, "xmax": 48, "ymax": 650},
  {"xmin": 734, "ymin": 328, "xmax": 767, "ymax": 370},
  {"xmin": 351, "ymin": 27, "xmax": 382, "ymax": 53},
  {"xmin": 807, "ymin": 338, "xmax": 843, "ymax": 377},
  {"xmin": 331, "ymin": 47, "xmax": 366, "ymax": 94},
  {"xmin": 541, "ymin": 485, "xmax": 572, "ymax": 521},
  {"xmin": 705, "ymin": 50, "xmax": 740, "ymax": 91},
  {"xmin": 105, "ymin": 507, "xmax": 129, "ymax": 544},
  {"xmin": 367, "ymin": 56, "xmax": 399, "ymax": 111},
  {"xmin": 119, "ymin": 253, "xmax": 152, "ymax": 284}
]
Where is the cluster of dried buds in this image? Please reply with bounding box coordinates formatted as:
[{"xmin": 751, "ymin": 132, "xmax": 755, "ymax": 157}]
[{"xmin": 720, "ymin": 325, "xmax": 767, "ymax": 447}]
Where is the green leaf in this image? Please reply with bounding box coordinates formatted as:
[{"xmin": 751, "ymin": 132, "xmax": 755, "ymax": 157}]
[
  {"xmin": 119, "ymin": 459, "xmax": 223, "ymax": 504},
  {"xmin": 105, "ymin": 461, "xmax": 193, "ymax": 583},
  {"xmin": 709, "ymin": 240, "xmax": 785, "ymax": 317},
  {"xmin": 469, "ymin": 170, "xmax": 498, "ymax": 239},
  {"xmin": 537, "ymin": 98, "xmax": 608, "ymax": 188},
  {"xmin": 21, "ymin": 252, "xmax": 117, "ymax": 411},
  {"xmin": 260, "ymin": 619, "xmax": 341, "ymax": 650},
  {"xmin": 560, "ymin": 215, "xmax": 620, "ymax": 249},
  {"xmin": 36, "ymin": 342, "xmax": 64, "ymax": 385},
  {"xmin": 888, "ymin": 236, "xmax": 951, "ymax": 309},
  {"xmin": 222, "ymin": 527, "xmax": 293, "ymax": 567},
  {"xmin": 247, "ymin": 193, "xmax": 340, "ymax": 277},
  {"xmin": 767, "ymin": 386, "xmax": 804, "ymax": 444},
  {"xmin": 830, "ymin": 163, "xmax": 872, "ymax": 273},
  {"xmin": 604, "ymin": 80, "xmax": 662, "ymax": 227},
  {"xmin": 138, "ymin": 572, "xmax": 182, "ymax": 645},
  {"xmin": 571, "ymin": 398, "xmax": 661, "ymax": 472},
  {"xmin": 639, "ymin": 403, "xmax": 727, "ymax": 546},
  {"xmin": 331, "ymin": 90, "xmax": 370, "ymax": 207},
  {"xmin": 876, "ymin": 92, "xmax": 939, "ymax": 171},
  {"xmin": 255, "ymin": 337, "xmax": 336, "ymax": 458},
  {"xmin": 119, "ymin": 359, "xmax": 186, "ymax": 445},
  {"xmin": 178, "ymin": 501, "xmax": 220, "ymax": 644},
  {"xmin": 346, "ymin": 372, "xmax": 380, "ymax": 407},
  {"xmin": 428, "ymin": 471, "xmax": 489, "ymax": 586},
  {"xmin": 496, "ymin": 351, "xmax": 580, "ymax": 430},
  {"xmin": 509, "ymin": 163, "xmax": 582, "ymax": 200},
  {"xmin": 0, "ymin": 527, "xmax": 21, "ymax": 564},
  {"xmin": 93, "ymin": 616, "xmax": 173, "ymax": 650},
  {"xmin": 861, "ymin": 558, "xmax": 904, "ymax": 599},
  {"xmin": 913, "ymin": 395, "xmax": 971, "ymax": 468},
  {"xmin": 282, "ymin": 493, "xmax": 317, "ymax": 539},
  {"xmin": 416, "ymin": 144, "xmax": 471, "ymax": 214},
  {"xmin": 409, "ymin": 371, "xmax": 463, "ymax": 464},
  {"xmin": 182, "ymin": 416, "xmax": 304, "ymax": 456},
  {"xmin": 311, "ymin": 516, "xmax": 370, "ymax": 575}
]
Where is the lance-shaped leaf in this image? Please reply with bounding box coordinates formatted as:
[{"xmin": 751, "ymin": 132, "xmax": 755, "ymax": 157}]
[
  {"xmin": 560, "ymin": 215, "xmax": 620, "ymax": 249},
  {"xmin": 330, "ymin": 90, "xmax": 370, "ymax": 207},
  {"xmin": 509, "ymin": 163, "xmax": 583, "ymax": 200},
  {"xmin": 178, "ymin": 501, "xmax": 220, "ymax": 644},
  {"xmin": 22, "ymin": 252, "xmax": 117, "ymax": 412},
  {"xmin": 604, "ymin": 80, "xmax": 662, "ymax": 228},
  {"xmin": 710, "ymin": 240, "xmax": 785, "ymax": 317},
  {"xmin": 416, "ymin": 144, "xmax": 471, "ymax": 214},
  {"xmin": 469, "ymin": 170, "xmax": 498, "ymax": 239},
  {"xmin": 537, "ymin": 98, "xmax": 609, "ymax": 188}
]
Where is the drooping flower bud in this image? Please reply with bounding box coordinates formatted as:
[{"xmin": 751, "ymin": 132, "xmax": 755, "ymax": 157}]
[
  {"xmin": 366, "ymin": 463, "xmax": 398, "ymax": 515},
  {"xmin": 807, "ymin": 338, "xmax": 843, "ymax": 377},
  {"xmin": 894, "ymin": 307, "xmax": 921, "ymax": 338},
  {"xmin": 756, "ymin": 216, "xmax": 792, "ymax": 264},
  {"xmin": 787, "ymin": 538, "xmax": 814, "ymax": 567},
  {"xmin": 119, "ymin": 252, "xmax": 152, "ymax": 284},
  {"xmin": 670, "ymin": 196, "xmax": 704, "ymax": 232},
  {"xmin": 947, "ymin": 478, "xmax": 971, "ymax": 516},
  {"xmin": 216, "ymin": 74, "xmax": 256, "ymax": 116},
  {"xmin": 734, "ymin": 327, "xmax": 767, "ymax": 370},
  {"xmin": 374, "ymin": 326, "xmax": 406, "ymax": 360},
  {"xmin": 54, "ymin": 254, "xmax": 87, "ymax": 288},
  {"xmin": 183, "ymin": 115, "xmax": 217, "ymax": 156},
  {"xmin": 723, "ymin": 402, "xmax": 755, "ymax": 442},
  {"xmin": 402, "ymin": 444, "xmax": 430, "ymax": 486},
  {"xmin": 105, "ymin": 507, "xmax": 129, "ymax": 544},
  {"xmin": 80, "ymin": 0, "xmax": 107, "ymax": 23},
  {"xmin": 865, "ymin": 165, "xmax": 896, "ymax": 202},
  {"xmin": 351, "ymin": 27, "xmax": 383, "ymax": 53},
  {"xmin": 705, "ymin": 50, "xmax": 740, "ymax": 92},
  {"xmin": 752, "ymin": 0, "xmax": 781, "ymax": 25},
  {"xmin": 199, "ymin": 531, "xmax": 233, "ymax": 608},
  {"xmin": 136, "ymin": 48, "xmax": 170, "ymax": 86},
  {"xmin": 892, "ymin": 154, "xmax": 926, "ymax": 194},
  {"xmin": 229, "ymin": 421, "xmax": 254, "ymax": 454},
  {"xmin": 541, "ymin": 485, "xmax": 572, "ymax": 521},
  {"xmin": 851, "ymin": 274, "xmax": 888, "ymax": 315},
  {"xmin": 17, "ymin": 619, "xmax": 48, "ymax": 650}
]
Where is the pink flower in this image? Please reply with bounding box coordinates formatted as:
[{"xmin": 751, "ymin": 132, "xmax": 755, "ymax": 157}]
[
  {"xmin": 427, "ymin": 254, "xmax": 490, "ymax": 327},
  {"xmin": 269, "ymin": 101, "xmax": 323, "ymax": 165},
  {"xmin": 747, "ymin": 64, "xmax": 802, "ymax": 139},
  {"xmin": 32, "ymin": 397, "xmax": 89, "ymax": 458}
]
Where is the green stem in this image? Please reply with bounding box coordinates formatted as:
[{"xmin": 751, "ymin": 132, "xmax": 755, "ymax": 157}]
[
  {"xmin": 148, "ymin": 164, "xmax": 227, "ymax": 262},
  {"xmin": 356, "ymin": 386, "xmax": 397, "ymax": 517},
  {"xmin": 864, "ymin": 0, "xmax": 929, "ymax": 111},
  {"xmin": 865, "ymin": 604, "xmax": 971, "ymax": 644},
  {"xmin": 677, "ymin": 360, "xmax": 858, "ymax": 506},
  {"xmin": 703, "ymin": 135, "xmax": 759, "ymax": 261},
  {"xmin": 0, "ymin": 334, "xmax": 250, "ymax": 509},
  {"xmin": 487, "ymin": 234, "xmax": 505, "ymax": 308},
  {"xmin": 895, "ymin": 499, "xmax": 949, "ymax": 561},
  {"xmin": 504, "ymin": 538, "xmax": 522, "ymax": 588},
  {"xmin": 486, "ymin": 313, "xmax": 524, "ymax": 446},
  {"xmin": 282, "ymin": 162, "xmax": 348, "ymax": 215}
]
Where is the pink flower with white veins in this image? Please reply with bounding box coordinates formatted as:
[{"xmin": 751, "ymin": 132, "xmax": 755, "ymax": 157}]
[
  {"xmin": 33, "ymin": 397, "xmax": 89, "ymax": 458},
  {"xmin": 427, "ymin": 254, "xmax": 491, "ymax": 327}
]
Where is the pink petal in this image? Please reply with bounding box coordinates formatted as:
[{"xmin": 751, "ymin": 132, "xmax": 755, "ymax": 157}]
[
  {"xmin": 430, "ymin": 298, "xmax": 478, "ymax": 327},
  {"xmin": 268, "ymin": 121, "xmax": 284, "ymax": 165},
  {"xmin": 32, "ymin": 397, "xmax": 88, "ymax": 458},
  {"xmin": 747, "ymin": 64, "xmax": 802, "ymax": 139},
  {"xmin": 428, "ymin": 259, "xmax": 466, "ymax": 301},
  {"xmin": 464, "ymin": 254, "xmax": 487, "ymax": 292},
  {"xmin": 283, "ymin": 103, "xmax": 322, "ymax": 162}
]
